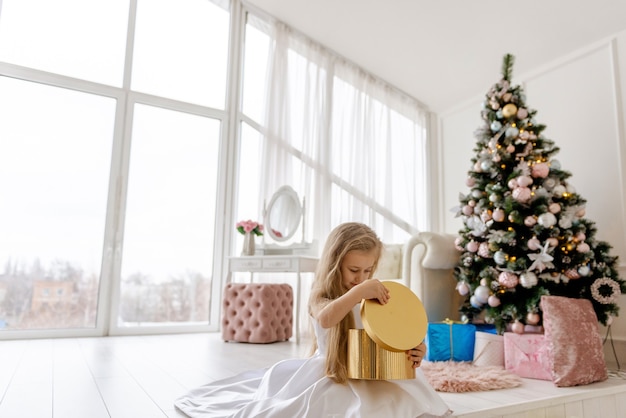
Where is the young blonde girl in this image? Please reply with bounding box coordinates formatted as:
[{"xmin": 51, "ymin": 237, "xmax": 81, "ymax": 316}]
[
  {"xmin": 175, "ymin": 222, "xmax": 451, "ymax": 417},
  {"xmin": 309, "ymin": 221, "xmax": 427, "ymax": 383}
]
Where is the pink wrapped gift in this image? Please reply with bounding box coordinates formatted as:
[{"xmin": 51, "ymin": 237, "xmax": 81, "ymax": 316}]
[{"xmin": 503, "ymin": 332, "xmax": 551, "ymax": 380}]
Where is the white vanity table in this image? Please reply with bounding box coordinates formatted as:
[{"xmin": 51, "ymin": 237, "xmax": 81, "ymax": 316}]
[
  {"xmin": 229, "ymin": 185, "xmax": 317, "ymax": 343},
  {"xmin": 227, "ymin": 255, "xmax": 318, "ymax": 343}
]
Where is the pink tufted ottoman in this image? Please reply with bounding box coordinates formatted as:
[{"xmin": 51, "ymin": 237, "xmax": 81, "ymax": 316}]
[{"xmin": 221, "ymin": 283, "xmax": 293, "ymax": 343}]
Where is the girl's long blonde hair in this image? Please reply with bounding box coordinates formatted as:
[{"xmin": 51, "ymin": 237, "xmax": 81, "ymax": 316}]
[{"xmin": 308, "ymin": 222, "xmax": 382, "ymax": 384}]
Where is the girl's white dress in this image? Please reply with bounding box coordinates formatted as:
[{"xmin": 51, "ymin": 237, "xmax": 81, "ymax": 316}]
[{"xmin": 175, "ymin": 306, "xmax": 451, "ymax": 417}]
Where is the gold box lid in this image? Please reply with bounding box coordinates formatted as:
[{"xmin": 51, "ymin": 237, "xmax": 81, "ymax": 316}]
[{"xmin": 360, "ymin": 281, "xmax": 427, "ymax": 352}]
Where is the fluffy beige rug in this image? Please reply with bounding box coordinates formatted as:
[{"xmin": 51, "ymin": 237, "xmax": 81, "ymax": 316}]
[{"xmin": 420, "ymin": 361, "xmax": 522, "ymax": 393}]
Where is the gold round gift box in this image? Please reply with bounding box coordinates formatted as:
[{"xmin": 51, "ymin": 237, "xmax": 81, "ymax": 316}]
[{"xmin": 347, "ymin": 281, "xmax": 428, "ymax": 380}]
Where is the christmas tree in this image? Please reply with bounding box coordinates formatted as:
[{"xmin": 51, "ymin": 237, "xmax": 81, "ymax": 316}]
[{"xmin": 453, "ymin": 54, "xmax": 625, "ymax": 334}]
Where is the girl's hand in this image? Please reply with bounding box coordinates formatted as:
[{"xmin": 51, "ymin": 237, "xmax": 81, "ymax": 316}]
[
  {"xmin": 406, "ymin": 342, "xmax": 426, "ymax": 369},
  {"xmin": 356, "ymin": 279, "xmax": 390, "ymax": 305}
]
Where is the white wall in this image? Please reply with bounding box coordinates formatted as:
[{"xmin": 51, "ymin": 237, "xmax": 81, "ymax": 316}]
[{"xmin": 437, "ymin": 30, "xmax": 626, "ymax": 355}]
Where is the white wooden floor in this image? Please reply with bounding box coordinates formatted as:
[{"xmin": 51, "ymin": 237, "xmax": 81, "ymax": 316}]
[{"xmin": 1, "ymin": 332, "xmax": 625, "ymax": 418}]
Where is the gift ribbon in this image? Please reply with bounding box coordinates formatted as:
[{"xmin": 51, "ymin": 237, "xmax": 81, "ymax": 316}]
[{"xmin": 442, "ymin": 318, "xmax": 466, "ymax": 360}]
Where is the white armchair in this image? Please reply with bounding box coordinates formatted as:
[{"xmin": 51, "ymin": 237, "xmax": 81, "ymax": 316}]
[{"xmin": 402, "ymin": 232, "xmax": 464, "ymax": 322}]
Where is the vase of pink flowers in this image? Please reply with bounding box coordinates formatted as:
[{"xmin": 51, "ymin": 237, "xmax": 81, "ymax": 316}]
[{"xmin": 236, "ymin": 220, "xmax": 263, "ymax": 256}]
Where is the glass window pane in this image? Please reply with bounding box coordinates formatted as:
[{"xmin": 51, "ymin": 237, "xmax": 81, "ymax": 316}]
[
  {"xmin": 119, "ymin": 104, "xmax": 220, "ymax": 326},
  {"xmin": 0, "ymin": 0, "xmax": 130, "ymax": 86},
  {"xmin": 0, "ymin": 77, "xmax": 115, "ymax": 330},
  {"xmin": 235, "ymin": 122, "xmax": 263, "ymax": 252},
  {"xmin": 242, "ymin": 16, "xmax": 270, "ymax": 123},
  {"xmin": 132, "ymin": 0, "xmax": 230, "ymax": 108}
]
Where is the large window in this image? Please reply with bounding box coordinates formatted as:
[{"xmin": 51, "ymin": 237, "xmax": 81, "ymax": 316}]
[{"xmin": 0, "ymin": 0, "xmax": 231, "ymax": 336}]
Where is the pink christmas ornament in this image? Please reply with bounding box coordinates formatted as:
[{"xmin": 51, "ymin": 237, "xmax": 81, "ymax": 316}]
[
  {"xmin": 546, "ymin": 237, "xmax": 559, "ymax": 247},
  {"xmin": 474, "ymin": 161, "xmax": 482, "ymax": 172},
  {"xmin": 498, "ymin": 271, "xmax": 519, "ymax": 288},
  {"xmin": 512, "ymin": 186, "xmax": 532, "ymax": 203},
  {"xmin": 511, "ymin": 320, "xmax": 525, "ymax": 334},
  {"xmin": 519, "ymin": 131, "xmax": 530, "ymax": 141},
  {"xmin": 454, "ymin": 237, "xmax": 464, "ymax": 251},
  {"xmin": 466, "ymin": 241, "xmax": 479, "ymax": 253},
  {"xmin": 526, "ymin": 312, "xmax": 540, "ymax": 325},
  {"xmin": 488, "ymin": 295, "xmax": 501, "ymax": 307},
  {"xmin": 548, "ymin": 203, "xmax": 561, "ymax": 214},
  {"xmin": 524, "ymin": 216, "xmax": 537, "ymax": 227},
  {"xmin": 576, "ymin": 207, "xmax": 586, "ymax": 217},
  {"xmin": 565, "ymin": 269, "xmax": 581, "ymax": 280},
  {"xmin": 478, "ymin": 242, "xmax": 491, "ymax": 258},
  {"xmin": 517, "ymin": 108, "xmax": 529, "ymax": 119},
  {"xmin": 577, "ymin": 242, "xmax": 591, "ymax": 253},
  {"xmin": 516, "ymin": 175, "xmax": 533, "ymax": 187},
  {"xmin": 468, "ymin": 200, "xmax": 476, "ymax": 207},
  {"xmin": 457, "ymin": 281, "xmax": 470, "ymax": 296},
  {"xmin": 575, "ymin": 232, "xmax": 586, "ymax": 241},
  {"xmin": 466, "ymin": 177, "xmax": 475, "ymax": 187},
  {"xmin": 492, "ymin": 208, "xmax": 505, "ymax": 222},
  {"xmin": 462, "ymin": 205, "xmax": 474, "ymax": 216},
  {"xmin": 506, "ymin": 144, "xmax": 516, "ymax": 153},
  {"xmin": 532, "ymin": 162, "xmax": 550, "ymax": 178},
  {"xmin": 527, "ymin": 237, "xmax": 542, "ymax": 251}
]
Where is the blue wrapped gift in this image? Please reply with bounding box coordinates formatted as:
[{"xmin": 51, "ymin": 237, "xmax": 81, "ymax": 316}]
[{"xmin": 425, "ymin": 321, "xmax": 476, "ymax": 362}]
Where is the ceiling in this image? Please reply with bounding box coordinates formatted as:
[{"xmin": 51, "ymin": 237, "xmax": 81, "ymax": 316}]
[{"xmin": 245, "ymin": 0, "xmax": 626, "ymax": 114}]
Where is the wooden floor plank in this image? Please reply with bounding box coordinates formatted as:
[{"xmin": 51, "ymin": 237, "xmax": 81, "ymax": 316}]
[
  {"xmin": 0, "ymin": 381, "xmax": 52, "ymax": 418},
  {"xmin": 52, "ymin": 339, "xmax": 109, "ymax": 418},
  {"xmin": 1, "ymin": 332, "xmax": 625, "ymax": 417}
]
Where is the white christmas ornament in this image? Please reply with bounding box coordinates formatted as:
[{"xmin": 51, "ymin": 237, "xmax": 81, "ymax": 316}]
[
  {"xmin": 494, "ymin": 250, "xmax": 507, "ymax": 265},
  {"xmin": 474, "ymin": 285, "xmax": 491, "ymax": 304},
  {"xmin": 470, "ymin": 295, "xmax": 483, "ymax": 308},
  {"xmin": 538, "ymin": 212, "xmax": 557, "ymax": 228},
  {"xmin": 527, "ymin": 242, "xmax": 555, "ymax": 272},
  {"xmin": 520, "ymin": 272, "xmax": 538, "ymax": 288},
  {"xmin": 553, "ymin": 185, "xmax": 566, "ymax": 196}
]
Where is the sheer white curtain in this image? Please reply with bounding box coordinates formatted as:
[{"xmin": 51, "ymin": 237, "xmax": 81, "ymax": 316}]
[{"xmin": 260, "ymin": 21, "xmax": 429, "ymax": 245}]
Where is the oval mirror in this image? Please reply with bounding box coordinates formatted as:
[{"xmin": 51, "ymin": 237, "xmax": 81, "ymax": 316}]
[{"xmin": 265, "ymin": 185, "xmax": 302, "ymax": 242}]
